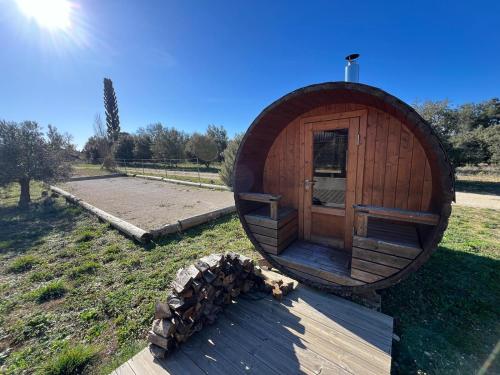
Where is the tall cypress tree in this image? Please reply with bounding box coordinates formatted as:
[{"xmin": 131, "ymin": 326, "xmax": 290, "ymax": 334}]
[{"xmin": 103, "ymin": 78, "xmax": 120, "ymax": 142}]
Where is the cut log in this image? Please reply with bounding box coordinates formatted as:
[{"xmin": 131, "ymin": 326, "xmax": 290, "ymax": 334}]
[
  {"xmin": 149, "ymin": 344, "xmax": 167, "ymax": 359},
  {"xmin": 182, "ymin": 288, "xmax": 194, "ymax": 299},
  {"xmin": 172, "ymin": 265, "xmax": 201, "ymax": 294},
  {"xmin": 258, "ymin": 258, "xmax": 273, "ymax": 270},
  {"xmin": 194, "ymin": 260, "xmax": 210, "ymax": 273},
  {"xmin": 272, "ymin": 286, "xmax": 283, "ymax": 301},
  {"xmin": 167, "ymin": 294, "xmax": 194, "ymax": 311},
  {"xmin": 200, "ymin": 254, "xmax": 223, "ymax": 270},
  {"xmin": 152, "ymin": 319, "xmax": 175, "ymax": 338},
  {"xmin": 242, "ymin": 279, "xmax": 255, "ymax": 293},
  {"xmin": 148, "ymin": 331, "xmax": 171, "ymax": 350},
  {"xmin": 212, "ymin": 272, "xmax": 224, "ymax": 287},
  {"xmin": 202, "ymin": 269, "xmax": 217, "ymax": 284},
  {"xmin": 192, "ymin": 280, "xmax": 203, "ymax": 294},
  {"xmin": 281, "ymin": 281, "xmax": 295, "ymax": 295},
  {"xmin": 154, "ymin": 302, "xmax": 172, "ymax": 320},
  {"xmin": 223, "ymin": 273, "xmax": 236, "ymax": 286}
]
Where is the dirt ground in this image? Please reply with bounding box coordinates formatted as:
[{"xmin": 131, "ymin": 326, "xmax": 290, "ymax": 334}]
[
  {"xmin": 61, "ymin": 177, "xmax": 235, "ymax": 230},
  {"xmin": 454, "ymin": 192, "xmax": 500, "ymax": 210}
]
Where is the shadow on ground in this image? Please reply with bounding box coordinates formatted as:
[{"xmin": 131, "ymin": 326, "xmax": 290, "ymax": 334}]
[
  {"xmin": 381, "ymin": 247, "xmax": 500, "ymax": 374},
  {"xmin": 0, "ymin": 203, "xmax": 80, "ymax": 255},
  {"xmin": 455, "ymin": 180, "xmax": 500, "ymax": 196}
]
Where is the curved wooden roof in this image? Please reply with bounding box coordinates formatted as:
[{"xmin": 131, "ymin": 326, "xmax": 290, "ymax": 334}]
[{"xmin": 234, "ymin": 82, "xmax": 454, "ymax": 292}]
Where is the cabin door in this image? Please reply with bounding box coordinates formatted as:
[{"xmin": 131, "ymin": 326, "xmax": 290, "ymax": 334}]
[{"xmin": 302, "ymin": 110, "xmax": 366, "ymax": 250}]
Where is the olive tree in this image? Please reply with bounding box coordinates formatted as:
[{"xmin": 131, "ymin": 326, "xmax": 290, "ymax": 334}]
[
  {"xmin": 186, "ymin": 133, "xmax": 218, "ymax": 168},
  {"xmin": 207, "ymin": 124, "xmax": 228, "ymax": 161},
  {"xmin": 0, "ymin": 121, "xmax": 73, "ymax": 207}
]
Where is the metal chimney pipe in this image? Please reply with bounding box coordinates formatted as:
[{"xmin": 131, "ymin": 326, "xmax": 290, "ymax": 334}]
[{"xmin": 344, "ymin": 53, "xmax": 360, "ymax": 82}]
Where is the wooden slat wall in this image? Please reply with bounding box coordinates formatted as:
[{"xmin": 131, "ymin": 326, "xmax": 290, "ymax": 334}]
[{"xmin": 263, "ymin": 104, "xmax": 433, "ymax": 239}]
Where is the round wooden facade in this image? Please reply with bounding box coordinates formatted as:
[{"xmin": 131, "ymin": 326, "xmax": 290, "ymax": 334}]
[{"xmin": 234, "ymin": 82, "xmax": 454, "ymax": 293}]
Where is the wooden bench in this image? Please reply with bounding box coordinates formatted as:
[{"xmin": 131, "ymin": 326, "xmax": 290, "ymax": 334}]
[
  {"xmin": 350, "ymin": 205, "xmax": 440, "ymax": 283},
  {"xmin": 239, "ymin": 193, "xmax": 298, "ymax": 255}
]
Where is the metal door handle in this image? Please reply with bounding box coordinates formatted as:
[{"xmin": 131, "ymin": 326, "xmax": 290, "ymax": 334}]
[{"xmin": 304, "ymin": 179, "xmax": 316, "ymax": 190}]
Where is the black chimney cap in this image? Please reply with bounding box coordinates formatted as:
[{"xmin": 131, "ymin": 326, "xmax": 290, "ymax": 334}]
[{"xmin": 345, "ymin": 53, "xmax": 360, "ymax": 61}]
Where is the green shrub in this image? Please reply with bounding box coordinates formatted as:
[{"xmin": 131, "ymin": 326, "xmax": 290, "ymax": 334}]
[
  {"xmin": 31, "ymin": 280, "xmax": 67, "ymax": 303},
  {"xmin": 219, "ymin": 133, "xmax": 243, "ymax": 188},
  {"xmin": 67, "ymin": 261, "xmax": 100, "ymax": 279},
  {"xmin": 8, "ymin": 255, "xmax": 38, "ymax": 273},
  {"xmin": 44, "ymin": 344, "xmax": 97, "ymax": 375}
]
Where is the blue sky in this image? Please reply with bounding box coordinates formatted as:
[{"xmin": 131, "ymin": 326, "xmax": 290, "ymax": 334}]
[{"xmin": 1, "ymin": 0, "xmax": 499, "ymax": 149}]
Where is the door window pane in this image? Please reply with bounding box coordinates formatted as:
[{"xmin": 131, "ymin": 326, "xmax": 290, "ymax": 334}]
[{"xmin": 312, "ymin": 129, "xmax": 348, "ymax": 208}]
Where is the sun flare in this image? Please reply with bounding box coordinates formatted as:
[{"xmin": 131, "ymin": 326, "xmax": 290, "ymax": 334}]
[{"xmin": 16, "ymin": 0, "xmax": 72, "ymax": 30}]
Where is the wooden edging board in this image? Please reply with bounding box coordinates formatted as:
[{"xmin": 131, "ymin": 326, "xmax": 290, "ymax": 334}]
[
  {"xmin": 149, "ymin": 205, "xmax": 236, "ymax": 238},
  {"xmin": 128, "ymin": 173, "xmax": 230, "ymax": 191},
  {"xmin": 49, "ymin": 186, "xmax": 236, "ymax": 244},
  {"xmin": 50, "ymin": 185, "xmax": 151, "ymax": 243},
  {"xmin": 68, "ymin": 173, "xmax": 127, "ymax": 182}
]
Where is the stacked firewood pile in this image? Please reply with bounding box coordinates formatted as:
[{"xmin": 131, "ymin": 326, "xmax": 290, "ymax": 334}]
[{"xmin": 148, "ymin": 252, "xmax": 293, "ymax": 359}]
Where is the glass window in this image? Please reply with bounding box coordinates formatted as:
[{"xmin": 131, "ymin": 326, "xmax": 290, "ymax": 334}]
[{"xmin": 312, "ymin": 129, "xmax": 348, "ymax": 208}]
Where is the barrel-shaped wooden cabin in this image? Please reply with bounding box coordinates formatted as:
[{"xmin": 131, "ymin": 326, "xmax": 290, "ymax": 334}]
[{"xmin": 234, "ymin": 82, "xmax": 454, "ymax": 293}]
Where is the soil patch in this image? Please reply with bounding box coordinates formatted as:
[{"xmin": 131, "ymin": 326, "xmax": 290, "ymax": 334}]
[
  {"xmin": 454, "ymin": 192, "xmax": 500, "ymax": 210},
  {"xmin": 61, "ymin": 177, "xmax": 234, "ymax": 230}
]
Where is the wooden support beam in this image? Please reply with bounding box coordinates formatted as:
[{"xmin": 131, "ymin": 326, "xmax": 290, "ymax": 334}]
[
  {"xmin": 355, "ymin": 213, "xmax": 368, "ymax": 237},
  {"xmin": 270, "ymin": 201, "xmax": 278, "ymax": 220}
]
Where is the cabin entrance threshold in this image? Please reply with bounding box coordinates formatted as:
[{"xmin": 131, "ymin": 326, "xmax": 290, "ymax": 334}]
[{"xmin": 269, "ymin": 240, "xmax": 365, "ymax": 287}]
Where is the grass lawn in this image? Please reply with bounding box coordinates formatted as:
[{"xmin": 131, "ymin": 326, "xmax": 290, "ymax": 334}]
[
  {"xmin": 0, "ymin": 183, "xmax": 253, "ymax": 374},
  {"xmin": 71, "ymin": 164, "xmax": 116, "ymax": 177},
  {"xmin": 0, "ymin": 183, "xmax": 499, "ymax": 374},
  {"xmin": 382, "ymin": 207, "xmax": 499, "ymax": 374}
]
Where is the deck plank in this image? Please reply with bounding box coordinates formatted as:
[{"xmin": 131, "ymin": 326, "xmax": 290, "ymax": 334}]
[
  {"xmin": 223, "ymin": 305, "xmax": 352, "ymax": 375},
  {"xmin": 113, "ymin": 361, "xmax": 136, "ymax": 375},
  {"xmin": 179, "ymin": 319, "xmax": 281, "ymax": 375},
  {"xmin": 128, "ymin": 347, "xmax": 203, "ymax": 375},
  {"xmin": 234, "ymin": 298, "xmax": 390, "ymax": 374},
  {"xmin": 114, "ymin": 271, "xmax": 393, "ymax": 375}
]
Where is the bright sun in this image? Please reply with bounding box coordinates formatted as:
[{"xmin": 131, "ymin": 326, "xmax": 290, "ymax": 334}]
[{"xmin": 16, "ymin": 0, "xmax": 72, "ymax": 30}]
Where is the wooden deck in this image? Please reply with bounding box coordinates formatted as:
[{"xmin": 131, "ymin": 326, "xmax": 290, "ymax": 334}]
[{"xmin": 113, "ymin": 271, "xmax": 393, "ymax": 375}]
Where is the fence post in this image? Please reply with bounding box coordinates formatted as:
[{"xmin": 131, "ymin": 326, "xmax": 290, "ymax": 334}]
[
  {"xmin": 142, "ymin": 159, "xmax": 145, "ymax": 175},
  {"xmin": 196, "ymin": 157, "xmax": 201, "ymax": 185},
  {"xmin": 165, "ymin": 159, "xmax": 167, "ymax": 178},
  {"xmin": 124, "ymin": 159, "xmax": 127, "ymax": 173}
]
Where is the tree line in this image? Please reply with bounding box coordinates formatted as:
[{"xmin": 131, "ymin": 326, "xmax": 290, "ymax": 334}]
[
  {"xmin": 83, "ymin": 77, "xmax": 229, "ymax": 168},
  {"xmin": 414, "ymin": 98, "xmax": 499, "ymax": 166},
  {"xmin": 83, "ymin": 122, "xmax": 228, "ymax": 168}
]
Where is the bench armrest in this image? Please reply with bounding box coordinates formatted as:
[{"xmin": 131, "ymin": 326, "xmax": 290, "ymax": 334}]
[{"xmin": 239, "ymin": 192, "xmax": 281, "ymax": 220}]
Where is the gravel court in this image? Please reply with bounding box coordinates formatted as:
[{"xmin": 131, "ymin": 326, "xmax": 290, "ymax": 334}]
[{"xmin": 61, "ymin": 177, "xmax": 235, "ymax": 231}]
